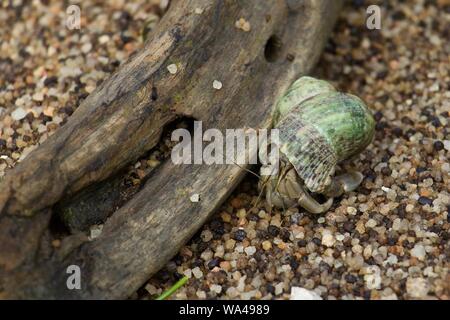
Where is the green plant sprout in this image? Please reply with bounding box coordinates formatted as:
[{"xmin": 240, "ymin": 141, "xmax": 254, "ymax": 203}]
[{"xmin": 155, "ymin": 276, "xmax": 189, "ymax": 300}]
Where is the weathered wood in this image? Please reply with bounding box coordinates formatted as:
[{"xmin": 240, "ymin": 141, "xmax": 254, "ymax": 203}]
[{"xmin": 0, "ymin": 0, "xmax": 342, "ymax": 299}]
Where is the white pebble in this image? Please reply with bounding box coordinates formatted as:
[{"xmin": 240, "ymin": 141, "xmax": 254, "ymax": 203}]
[
  {"xmin": 386, "ymin": 254, "xmax": 398, "ymax": 265},
  {"xmin": 365, "ymin": 219, "xmax": 377, "ymax": 228},
  {"xmin": 210, "ymin": 284, "xmax": 222, "ymax": 294},
  {"xmin": 290, "ymin": 287, "xmax": 322, "ymax": 300},
  {"xmin": 406, "ymin": 277, "xmax": 429, "ymax": 298},
  {"xmin": 410, "ymin": 244, "xmax": 426, "ymax": 261},
  {"xmin": 213, "ymin": 80, "xmax": 223, "ymax": 90},
  {"xmin": 167, "ymin": 64, "xmax": 178, "ymax": 74},
  {"xmin": 244, "ymin": 246, "xmax": 256, "ymax": 256},
  {"xmin": 274, "ymin": 282, "xmax": 284, "ymax": 295},
  {"xmin": 226, "ymin": 287, "xmax": 238, "ymax": 298},
  {"xmin": 183, "ymin": 269, "xmax": 192, "ymax": 278},
  {"xmin": 192, "ymin": 267, "xmax": 203, "ymax": 279},
  {"xmin": 335, "ymin": 234, "xmax": 345, "ymax": 241},
  {"xmin": 32, "ymin": 92, "xmax": 44, "ymax": 102},
  {"xmin": 190, "ymin": 193, "xmax": 200, "ymax": 202},
  {"xmin": 321, "ymin": 232, "xmax": 335, "ymax": 247},
  {"xmin": 144, "ymin": 284, "xmax": 161, "ymax": 295},
  {"xmin": 11, "ymin": 107, "xmax": 27, "ymax": 121},
  {"xmin": 346, "ymin": 206, "xmax": 357, "ymax": 215},
  {"xmin": 99, "ymin": 35, "xmax": 110, "ymax": 44},
  {"xmin": 81, "ymin": 42, "xmax": 93, "ymax": 53},
  {"xmin": 443, "ymin": 140, "xmax": 450, "ymax": 151},
  {"xmin": 194, "ymin": 8, "xmax": 203, "ymax": 14},
  {"xmin": 89, "ymin": 224, "xmax": 103, "ymax": 240}
]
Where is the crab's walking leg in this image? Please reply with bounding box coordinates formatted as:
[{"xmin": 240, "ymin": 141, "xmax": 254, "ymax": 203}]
[
  {"xmin": 297, "ymin": 191, "xmax": 334, "ymax": 214},
  {"xmin": 324, "ymin": 171, "xmax": 364, "ymax": 198}
]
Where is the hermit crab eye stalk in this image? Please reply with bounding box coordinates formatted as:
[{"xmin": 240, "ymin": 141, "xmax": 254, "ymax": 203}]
[{"xmin": 260, "ymin": 76, "xmax": 375, "ymax": 214}]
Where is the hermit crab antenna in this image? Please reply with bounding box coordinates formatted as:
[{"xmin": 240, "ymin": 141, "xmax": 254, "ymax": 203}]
[{"xmin": 251, "ymin": 164, "xmax": 278, "ymax": 212}]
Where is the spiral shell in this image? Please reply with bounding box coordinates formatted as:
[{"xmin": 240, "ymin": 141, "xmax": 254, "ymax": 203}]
[
  {"xmin": 274, "ymin": 77, "xmax": 375, "ymax": 194},
  {"xmin": 273, "ymin": 76, "xmax": 336, "ymax": 124}
]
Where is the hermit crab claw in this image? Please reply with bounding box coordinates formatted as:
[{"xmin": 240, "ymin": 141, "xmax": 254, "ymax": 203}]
[
  {"xmin": 297, "ymin": 191, "xmax": 334, "ymax": 214},
  {"xmin": 324, "ymin": 170, "xmax": 364, "ymax": 198}
]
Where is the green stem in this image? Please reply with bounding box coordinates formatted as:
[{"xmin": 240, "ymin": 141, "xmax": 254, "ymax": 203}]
[{"xmin": 155, "ymin": 276, "xmax": 189, "ymax": 300}]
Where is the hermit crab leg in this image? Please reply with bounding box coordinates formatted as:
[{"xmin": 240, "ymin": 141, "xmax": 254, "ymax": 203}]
[
  {"xmin": 323, "ymin": 170, "xmax": 364, "ymax": 198},
  {"xmin": 294, "ymin": 183, "xmax": 334, "ymax": 214}
]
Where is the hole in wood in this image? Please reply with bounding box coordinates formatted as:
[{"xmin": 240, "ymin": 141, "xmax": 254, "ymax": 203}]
[{"xmin": 264, "ymin": 35, "xmax": 283, "ymax": 62}]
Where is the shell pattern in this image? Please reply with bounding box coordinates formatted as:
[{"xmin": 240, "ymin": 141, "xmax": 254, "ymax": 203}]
[{"xmin": 274, "ymin": 77, "xmax": 375, "ymax": 194}]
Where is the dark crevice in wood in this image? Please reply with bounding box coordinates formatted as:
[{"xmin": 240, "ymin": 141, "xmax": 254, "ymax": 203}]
[
  {"xmin": 53, "ymin": 116, "xmax": 197, "ymax": 233},
  {"xmin": 265, "ymin": 35, "xmax": 283, "ymax": 62}
]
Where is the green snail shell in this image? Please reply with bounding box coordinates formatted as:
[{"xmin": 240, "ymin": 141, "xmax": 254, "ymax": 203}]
[
  {"xmin": 275, "ymin": 84, "xmax": 375, "ymax": 194},
  {"xmin": 273, "ymin": 76, "xmax": 336, "ymax": 124}
]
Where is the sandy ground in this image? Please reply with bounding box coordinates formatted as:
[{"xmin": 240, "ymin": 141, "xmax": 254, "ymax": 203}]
[{"xmin": 0, "ymin": 0, "xmax": 448, "ymax": 299}]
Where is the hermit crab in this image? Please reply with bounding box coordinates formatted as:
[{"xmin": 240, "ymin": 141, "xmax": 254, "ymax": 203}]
[{"xmin": 259, "ymin": 77, "xmax": 375, "ymax": 214}]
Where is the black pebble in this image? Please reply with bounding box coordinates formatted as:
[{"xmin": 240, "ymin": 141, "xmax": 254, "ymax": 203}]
[
  {"xmin": 433, "ymin": 140, "xmax": 444, "ymax": 151},
  {"xmin": 258, "ymin": 230, "xmax": 271, "ymax": 240},
  {"xmin": 173, "ymin": 254, "xmax": 184, "ymax": 266},
  {"xmin": 120, "ymin": 34, "xmax": 134, "ymax": 44},
  {"xmin": 191, "ymin": 259, "xmax": 203, "ymax": 268},
  {"xmin": 392, "ymin": 10, "xmax": 406, "ymax": 20},
  {"xmin": 247, "ymin": 213, "xmax": 259, "ymax": 222},
  {"xmin": 391, "ymin": 127, "xmax": 403, "ymax": 137},
  {"xmin": 381, "ymin": 166, "xmax": 392, "ymax": 176},
  {"xmin": 418, "ymin": 196, "xmax": 433, "ymax": 206},
  {"xmin": 387, "ymin": 235, "xmax": 398, "ymax": 246},
  {"xmin": 402, "ymin": 240, "xmax": 415, "ymax": 250},
  {"xmin": 266, "ymin": 284, "xmax": 275, "ymax": 295},
  {"xmin": 288, "ymin": 256, "xmax": 299, "ymax": 270},
  {"xmin": 267, "ymin": 225, "xmax": 280, "ymax": 237},
  {"xmin": 173, "ymin": 272, "xmax": 184, "ymax": 280},
  {"xmin": 343, "ymin": 221, "xmax": 355, "ymax": 233},
  {"xmin": 197, "ymin": 242, "xmax": 208, "ymax": 252},
  {"xmin": 374, "ymin": 111, "xmax": 383, "ymax": 121},
  {"xmin": 345, "ymin": 274, "xmax": 358, "ymax": 283},
  {"xmin": 397, "ymin": 205, "xmax": 407, "ymax": 218},
  {"xmin": 352, "ymin": 0, "xmax": 365, "ymax": 8},
  {"xmin": 233, "ymin": 229, "xmax": 247, "ymax": 241},
  {"xmin": 430, "ymin": 116, "xmax": 441, "ymax": 127},
  {"xmin": 207, "ymin": 258, "xmax": 221, "ymax": 270},
  {"xmin": 375, "ymin": 121, "xmax": 388, "ymax": 131},
  {"xmin": 0, "ymin": 139, "xmax": 6, "ymax": 148},
  {"xmin": 416, "ymin": 167, "xmax": 427, "ymax": 173},
  {"xmin": 297, "ymin": 239, "xmax": 307, "ymax": 247},
  {"xmin": 280, "ymin": 228, "xmax": 291, "ymax": 242},
  {"xmin": 401, "ymin": 116, "xmax": 414, "ymax": 125},
  {"xmin": 44, "ymin": 76, "xmax": 58, "ymax": 87},
  {"xmin": 62, "ymin": 106, "xmax": 74, "ymax": 116},
  {"xmin": 117, "ymin": 11, "xmax": 132, "ymax": 29},
  {"xmin": 210, "ymin": 220, "xmax": 225, "ymax": 236}
]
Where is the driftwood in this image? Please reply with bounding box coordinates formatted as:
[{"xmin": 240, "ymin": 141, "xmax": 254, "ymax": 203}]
[{"xmin": 0, "ymin": 0, "xmax": 342, "ymax": 299}]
